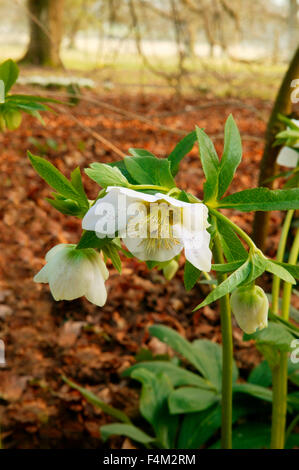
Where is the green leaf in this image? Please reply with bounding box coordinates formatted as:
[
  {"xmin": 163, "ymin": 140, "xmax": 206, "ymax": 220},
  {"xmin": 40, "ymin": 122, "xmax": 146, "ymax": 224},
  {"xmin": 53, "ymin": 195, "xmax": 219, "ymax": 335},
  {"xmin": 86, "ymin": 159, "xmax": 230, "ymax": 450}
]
[
  {"xmin": 211, "ymin": 422, "xmax": 270, "ymax": 449},
  {"xmin": 218, "ymin": 114, "xmax": 242, "ymax": 198},
  {"xmin": 102, "ymin": 243, "xmax": 122, "ymax": 272},
  {"xmin": 148, "ymin": 325, "xmax": 209, "ymax": 379},
  {"xmin": 76, "ymin": 230, "xmax": 111, "ymax": 250},
  {"xmin": 264, "ymin": 259, "xmax": 296, "ymax": 284},
  {"xmin": 196, "ymin": 126, "xmax": 219, "ymax": 202},
  {"xmin": 124, "ymin": 155, "xmax": 175, "ymax": 189},
  {"xmin": 46, "ymin": 197, "xmax": 83, "ymax": 217},
  {"xmin": 168, "ymin": 131, "xmax": 197, "ymax": 176},
  {"xmin": 0, "ymin": 59, "xmax": 19, "ymax": 93},
  {"xmin": 183, "ymin": 260, "xmax": 201, "ymax": 291},
  {"xmin": 273, "ymin": 261, "xmax": 299, "ymax": 280},
  {"xmin": 107, "ymin": 160, "xmax": 137, "ymax": 184},
  {"xmin": 243, "ymin": 322, "xmax": 295, "ymax": 352},
  {"xmin": 70, "ymin": 167, "xmax": 89, "ymax": 208},
  {"xmin": 194, "ymin": 259, "xmax": 251, "ymax": 310},
  {"xmin": 218, "ymin": 188, "xmax": 299, "ymax": 211},
  {"xmin": 100, "ymin": 423, "xmax": 155, "ymax": 444},
  {"xmin": 233, "ymin": 383, "xmax": 272, "ymax": 403},
  {"xmin": 216, "ymin": 217, "xmax": 248, "ymax": 262},
  {"xmin": 245, "ymin": 252, "xmax": 266, "ymax": 284},
  {"xmin": 168, "ymin": 387, "xmax": 219, "ymax": 414},
  {"xmin": 178, "ymin": 404, "xmax": 221, "ymax": 449},
  {"xmin": 62, "ymin": 376, "xmax": 130, "ymax": 423},
  {"xmin": 192, "ymin": 339, "xmax": 238, "ymax": 391},
  {"xmin": 85, "ymin": 163, "xmax": 129, "ymax": 188},
  {"xmin": 123, "ymin": 361, "xmax": 212, "ymax": 390},
  {"xmin": 28, "ymin": 152, "xmax": 80, "ymax": 200},
  {"xmin": 212, "ymin": 260, "xmax": 244, "ymax": 272},
  {"xmin": 129, "ymin": 148, "xmax": 156, "ymax": 158},
  {"xmin": 248, "ymin": 360, "xmax": 272, "ymax": 387},
  {"xmin": 131, "ymin": 369, "xmax": 178, "ymax": 448}
]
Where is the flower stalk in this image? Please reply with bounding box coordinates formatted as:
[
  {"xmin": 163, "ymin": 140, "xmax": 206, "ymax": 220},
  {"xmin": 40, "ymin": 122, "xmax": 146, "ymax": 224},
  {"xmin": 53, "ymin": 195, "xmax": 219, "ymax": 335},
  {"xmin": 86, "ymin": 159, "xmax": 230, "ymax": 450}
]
[
  {"xmin": 271, "ymin": 227, "xmax": 299, "ymax": 449},
  {"xmin": 213, "ymin": 231, "xmax": 233, "ymax": 449}
]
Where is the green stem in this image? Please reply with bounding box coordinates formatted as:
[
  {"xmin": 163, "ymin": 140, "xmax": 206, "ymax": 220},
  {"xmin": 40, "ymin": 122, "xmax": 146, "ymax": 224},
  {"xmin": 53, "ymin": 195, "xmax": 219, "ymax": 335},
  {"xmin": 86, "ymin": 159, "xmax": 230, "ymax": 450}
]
[
  {"xmin": 213, "ymin": 232, "xmax": 233, "ymax": 449},
  {"xmin": 128, "ymin": 184, "xmax": 170, "ymax": 192},
  {"xmin": 271, "ymin": 227, "xmax": 299, "ymax": 449},
  {"xmin": 272, "ymin": 210, "xmax": 294, "ymax": 314},
  {"xmin": 209, "ymin": 207, "xmax": 256, "ymax": 251}
]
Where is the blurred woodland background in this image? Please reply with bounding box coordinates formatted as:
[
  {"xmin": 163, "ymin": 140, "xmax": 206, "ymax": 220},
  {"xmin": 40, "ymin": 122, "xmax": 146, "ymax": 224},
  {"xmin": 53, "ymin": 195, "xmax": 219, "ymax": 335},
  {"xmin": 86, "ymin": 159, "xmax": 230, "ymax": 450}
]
[{"xmin": 0, "ymin": 0, "xmax": 298, "ymax": 449}]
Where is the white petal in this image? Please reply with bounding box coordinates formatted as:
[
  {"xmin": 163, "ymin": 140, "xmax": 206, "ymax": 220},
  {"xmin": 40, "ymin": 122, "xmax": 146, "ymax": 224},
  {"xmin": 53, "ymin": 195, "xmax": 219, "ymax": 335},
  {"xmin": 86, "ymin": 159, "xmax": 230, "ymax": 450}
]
[
  {"xmin": 45, "ymin": 243, "xmax": 73, "ymax": 262},
  {"xmin": 34, "ymin": 264, "xmax": 49, "ymax": 283},
  {"xmin": 106, "ymin": 186, "xmax": 159, "ymax": 203},
  {"xmin": 122, "ymin": 234, "xmax": 182, "ymax": 262},
  {"xmin": 47, "ymin": 250, "xmax": 92, "ymax": 301},
  {"xmin": 277, "ymin": 147, "xmax": 299, "ymax": 168},
  {"xmin": 85, "ymin": 266, "xmax": 107, "ymax": 307},
  {"xmin": 154, "ymin": 193, "xmax": 192, "ymax": 208},
  {"xmin": 183, "ymin": 229, "xmax": 212, "ymax": 272}
]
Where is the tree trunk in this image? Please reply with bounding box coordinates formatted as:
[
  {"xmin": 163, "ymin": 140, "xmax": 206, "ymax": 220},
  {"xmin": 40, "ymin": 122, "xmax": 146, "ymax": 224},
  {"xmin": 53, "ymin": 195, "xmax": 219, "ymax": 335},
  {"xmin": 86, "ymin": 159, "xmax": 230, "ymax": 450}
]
[
  {"xmin": 252, "ymin": 46, "xmax": 299, "ymax": 251},
  {"xmin": 21, "ymin": 0, "xmax": 64, "ymax": 67}
]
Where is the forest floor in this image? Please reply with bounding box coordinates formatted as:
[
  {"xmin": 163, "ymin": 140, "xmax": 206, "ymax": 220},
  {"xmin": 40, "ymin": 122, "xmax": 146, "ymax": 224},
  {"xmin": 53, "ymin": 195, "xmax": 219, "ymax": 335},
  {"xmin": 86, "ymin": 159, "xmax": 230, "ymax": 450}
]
[{"xmin": 0, "ymin": 85, "xmax": 296, "ymax": 448}]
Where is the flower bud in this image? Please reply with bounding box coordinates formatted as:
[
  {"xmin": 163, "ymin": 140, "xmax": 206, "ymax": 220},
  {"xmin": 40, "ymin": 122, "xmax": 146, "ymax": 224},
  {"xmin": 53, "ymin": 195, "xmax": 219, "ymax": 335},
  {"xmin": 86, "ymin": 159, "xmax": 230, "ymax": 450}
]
[
  {"xmin": 230, "ymin": 285, "xmax": 268, "ymax": 334},
  {"xmin": 5, "ymin": 110, "xmax": 22, "ymax": 130},
  {"xmin": 163, "ymin": 259, "xmax": 179, "ymax": 280}
]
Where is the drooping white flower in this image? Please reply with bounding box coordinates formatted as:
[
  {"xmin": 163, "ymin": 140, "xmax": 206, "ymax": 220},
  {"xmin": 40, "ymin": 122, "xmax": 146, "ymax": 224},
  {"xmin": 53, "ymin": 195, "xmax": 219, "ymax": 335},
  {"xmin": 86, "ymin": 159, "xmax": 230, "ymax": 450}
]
[
  {"xmin": 34, "ymin": 244, "xmax": 109, "ymax": 306},
  {"xmin": 82, "ymin": 186, "xmax": 212, "ymax": 272},
  {"xmin": 230, "ymin": 285, "xmax": 269, "ymax": 334},
  {"xmin": 277, "ymin": 119, "xmax": 299, "ymax": 168}
]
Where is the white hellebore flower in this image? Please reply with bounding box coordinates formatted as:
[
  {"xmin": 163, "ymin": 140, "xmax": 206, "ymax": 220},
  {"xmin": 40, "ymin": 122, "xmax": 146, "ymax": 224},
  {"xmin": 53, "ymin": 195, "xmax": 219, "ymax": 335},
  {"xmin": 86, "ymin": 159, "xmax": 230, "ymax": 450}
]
[
  {"xmin": 82, "ymin": 186, "xmax": 212, "ymax": 272},
  {"xmin": 34, "ymin": 244, "xmax": 109, "ymax": 306},
  {"xmin": 277, "ymin": 119, "xmax": 299, "ymax": 168},
  {"xmin": 230, "ymin": 285, "xmax": 269, "ymax": 335}
]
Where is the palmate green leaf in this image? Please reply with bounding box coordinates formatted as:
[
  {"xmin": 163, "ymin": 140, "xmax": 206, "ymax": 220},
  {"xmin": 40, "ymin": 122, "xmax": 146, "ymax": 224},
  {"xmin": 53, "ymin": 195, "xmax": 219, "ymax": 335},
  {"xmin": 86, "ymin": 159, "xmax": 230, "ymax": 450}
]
[
  {"xmin": 85, "ymin": 162, "xmax": 129, "ymax": 188},
  {"xmin": 131, "ymin": 369, "xmax": 178, "ymax": 449},
  {"xmin": 218, "ymin": 187, "xmax": 299, "ymax": 211},
  {"xmin": 216, "ymin": 217, "xmax": 248, "ymax": 262},
  {"xmin": 168, "ymin": 387, "xmax": 219, "ymax": 414},
  {"xmin": 168, "ymin": 131, "xmax": 197, "ymax": 176},
  {"xmin": 123, "ymin": 361, "xmax": 212, "ymax": 390},
  {"xmin": 100, "ymin": 423, "xmax": 155, "ymax": 444},
  {"xmin": 218, "ymin": 114, "xmax": 242, "ymax": 198},
  {"xmin": 243, "ymin": 322, "xmax": 295, "ymax": 352},
  {"xmin": 196, "ymin": 126, "xmax": 219, "ymax": 202},
  {"xmin": 124, "ymin": 155, "xmax": 175, "ymax": 189},
  {"xmin": 0, "ymin": 59, "xmax": 19, "ymax": 93},
  {"xmin": 28, "ymin": 152, "xmax": 81, "ymax": 201},
  {"xmin": 62, "ymin": 376, "xmax": 130, "ymax": 423},
  {"xmin": 194, "ymin": 259, "xmax": 251, "ymax": 310},
  {"xmin": 183, "ymin": 260, "xmax": 201, "ymax": 291}
]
